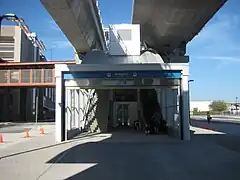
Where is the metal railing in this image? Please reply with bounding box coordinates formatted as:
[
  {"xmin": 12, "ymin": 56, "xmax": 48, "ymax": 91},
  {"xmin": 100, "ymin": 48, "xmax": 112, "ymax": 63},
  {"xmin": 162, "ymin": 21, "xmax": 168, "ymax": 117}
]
[
  {"xmin": 109, "ymin": 25, "xmax": 130, "ymax": 55},
  {"xmin": 0, "ymin": 68, "xmax": 55, "ymax": 86}
]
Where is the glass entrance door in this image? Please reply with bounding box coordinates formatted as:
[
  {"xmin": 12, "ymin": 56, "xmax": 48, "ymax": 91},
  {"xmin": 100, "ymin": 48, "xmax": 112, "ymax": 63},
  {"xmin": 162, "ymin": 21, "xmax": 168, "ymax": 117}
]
[
  {"xmin": 113, "ymin": 102, "xmax": 130, "ymax": 128},
  {"xmin": 116, "ymin": 103, "xmax": 129, "ymax": 126}
]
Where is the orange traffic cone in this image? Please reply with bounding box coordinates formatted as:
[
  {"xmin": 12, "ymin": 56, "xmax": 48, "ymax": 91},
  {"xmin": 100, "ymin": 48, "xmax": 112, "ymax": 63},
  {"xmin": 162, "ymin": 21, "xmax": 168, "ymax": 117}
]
[
  {"xmin": 0, "ymin": 134, "xmax": 3, "ymax": 143},
  {"xmin": 40, "ymin": 127, "xmax": 44, "ymax": 135},
  {"xmin": 205, "ymin": 124, "xmax": 209, "ymax": 130},
  {"xmin": 25, "ymin": 129, "xmax": 30, "ymax": 138}
]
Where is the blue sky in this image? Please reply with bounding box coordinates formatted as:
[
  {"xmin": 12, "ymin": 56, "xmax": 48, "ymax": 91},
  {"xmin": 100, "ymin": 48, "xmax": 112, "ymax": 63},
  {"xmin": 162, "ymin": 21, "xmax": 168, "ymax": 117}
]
[{"xmin": 1, "ymin": 0, "xmax": 240, "ymax": 101}]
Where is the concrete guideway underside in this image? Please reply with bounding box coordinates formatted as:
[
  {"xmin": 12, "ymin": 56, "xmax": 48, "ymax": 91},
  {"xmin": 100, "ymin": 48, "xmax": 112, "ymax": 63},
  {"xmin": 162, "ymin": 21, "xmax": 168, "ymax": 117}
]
[
  {"xmin": 41, "ymin": 0, "xmax": 227, "ymax": 56},
  {"xmin": 132, "ymin": 0, "xmax": 227, "ymax": 53},
  {"xmin": 40, "ymin": 0, "xmax": 106, "ymax": 54},
  {"xmin": 0, "ymin": 130, "xmax": 240, "ymax": 180},
  {"xmin": 39, "ymin": 0, "xmax": 228, "ymax": 144}
]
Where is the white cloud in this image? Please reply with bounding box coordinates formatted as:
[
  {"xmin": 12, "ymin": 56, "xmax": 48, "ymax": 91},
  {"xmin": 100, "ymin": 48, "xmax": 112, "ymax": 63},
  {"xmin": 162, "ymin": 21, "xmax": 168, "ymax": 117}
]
[
  {"xmin": 51, "ymin": 40, "xmax": 72, "ymax": 49},
  {"xmin": 38, "ymin": 20, "xmax": 73, "ymax": 55},
  {"xmin": 48, "ymin": 20, "xmax": 61, "ymax": 31},
  {"xmin": 193, "ymin": 56, "xmax": 240, "ymax": 62},
  {"xmin": 188, "ymin": 12, "xmax": 240, "ymax": 68},
  {"xmin": 192, "ymin": 55, "xmax": 240, "ymax": 70}
]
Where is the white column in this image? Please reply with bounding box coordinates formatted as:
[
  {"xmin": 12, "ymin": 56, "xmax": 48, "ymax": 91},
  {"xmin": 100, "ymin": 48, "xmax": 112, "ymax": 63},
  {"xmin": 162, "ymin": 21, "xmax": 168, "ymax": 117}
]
[
  {"xmin": 74, "ymin": 49, "xmax": 82, "ymax": 64},
  {"xmin": 75, "ymin": 90, "xmax": 79, "ymax": 129},
  {"xmin": 66, "ymin": 89, "xmax": 71, "ymax": 130},
  {"xmin": 79, "ymin": 90, "xmax": 84, "ymax": 130},
  {"xmin": 55, "ymin": 74, "xmax": 63, "ymax": 143},
  {"xmin": 181, "ymin": 74, "xmax": 190, "ymax": 140}
]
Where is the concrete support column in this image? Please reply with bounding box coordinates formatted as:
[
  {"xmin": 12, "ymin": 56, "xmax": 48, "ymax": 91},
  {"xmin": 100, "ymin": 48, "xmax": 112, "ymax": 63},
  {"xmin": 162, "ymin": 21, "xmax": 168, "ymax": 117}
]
[
  {"xmin": 95, "ymin": 90, "xmax": 110, "ymax": 132},
  {"xmin": 3, "ymin": 87, "xmax": 10, "ymax": 121},
  {"xmin": 137, "ymin": 89, "xmax": 141, "ymax": 123},
  {"xmin": 172, "ymin": 87, "xmax": 178, "ymax": 120},
  {"xmin": 160, "ymin": 88, "xmax": 166, "ymax": 121},
  {"xmin": 47, "ymin": 88, "xmax": 49, "ymax": 99},
  {"xmin": 38, "ymin": 88, "xmax": 44, "ymax": 120},
  {"xmin": 51, "ymin": 88, "xmax": 54, "ymax": 101},
  {"xmin": 48, "ymin": 88, "xmax": 51, "ymax": 100},
  {"xmin": 20, "ymin": 88, "xmax": 27, "ymax": 122},
  {"xmin": 164, "ymin": 87, "xmax": 181, "ymax": 138},
  {"xmin": 107, "ymin": 90, "xmax": 114, "ymax": 131},
  {"xmin": 74, "ymin": 50, "xmax": 83, "ymax": 64},
  {"xmin": 55, "ymin": 75, "xmax": 63, "ymax": 142},
  {"xmin": 181, "ymin": 75, "xmax": 190, "ymax": 140}
]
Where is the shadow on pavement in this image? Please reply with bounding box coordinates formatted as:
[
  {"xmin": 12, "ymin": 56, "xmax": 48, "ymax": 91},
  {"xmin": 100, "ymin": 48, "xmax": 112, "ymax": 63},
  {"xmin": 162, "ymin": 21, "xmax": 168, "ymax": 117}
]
[
  {"xmin": 190, "ymin": 118, "xmax": 239, "ymax": 135},
  {"xmin": 190, "ymin": 119, "xmax": 240, "ymax": 153},
  {"xmin": 0, "ymin": 132, "xmax": 100, "ymax": 160},
  {"xmin": 0, "ymin": 127, "xmax": 32, "ymax": 133},
  {"xmin": 190, "ymin": 117, "xmax": 240, "ymax": 125},
  {"xmin": 45, "ymin": 131, "xmax": 240, "ymax": 180}
]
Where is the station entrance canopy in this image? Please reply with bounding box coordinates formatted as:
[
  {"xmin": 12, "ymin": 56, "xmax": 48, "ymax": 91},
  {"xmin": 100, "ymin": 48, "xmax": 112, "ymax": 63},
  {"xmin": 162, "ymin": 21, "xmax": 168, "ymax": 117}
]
[
  {"xmin": 63, "ymin": 70, "xmax": 181, "ymax": 88},
  {"xmin": 55, "ymin": 64, "xmax": 190, "ymax": 143}
]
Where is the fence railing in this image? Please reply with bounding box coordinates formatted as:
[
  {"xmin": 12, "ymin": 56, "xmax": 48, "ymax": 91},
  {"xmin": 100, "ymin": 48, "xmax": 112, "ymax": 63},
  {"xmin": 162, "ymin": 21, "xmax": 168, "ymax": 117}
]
[{"xmin": 0, "ymin": 68, "xmax": 55, "ymax": 87}]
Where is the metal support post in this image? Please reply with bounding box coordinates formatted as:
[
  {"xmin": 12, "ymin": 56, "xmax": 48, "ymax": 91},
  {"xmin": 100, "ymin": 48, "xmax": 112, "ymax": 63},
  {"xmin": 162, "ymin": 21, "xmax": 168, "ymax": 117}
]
[
  {"xmin": 35, "ymin": 88, "xmax": 39, "ymax": 125},
  {"xmin": 0, "ymin": 17, "xmax": 3, "ymax": 37}
]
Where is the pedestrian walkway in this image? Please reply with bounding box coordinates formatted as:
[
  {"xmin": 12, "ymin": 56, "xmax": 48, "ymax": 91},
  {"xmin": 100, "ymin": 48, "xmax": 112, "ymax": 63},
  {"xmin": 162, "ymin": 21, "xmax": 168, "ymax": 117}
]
[
  {"xmin": 0, "ymin": 123, "xmax": 55, "ymax": 157},
  {"xmin": 191, "ymin": 115, "xmax": 240, "ymax": 124},
  {"xmin": 0, "ymin": 131, "xmax": 240, "ymax": 180}
]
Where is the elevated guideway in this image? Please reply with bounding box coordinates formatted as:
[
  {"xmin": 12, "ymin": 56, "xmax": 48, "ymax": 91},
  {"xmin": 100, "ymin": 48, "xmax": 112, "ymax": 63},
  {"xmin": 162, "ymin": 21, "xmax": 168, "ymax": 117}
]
[
  {"xmin": 132, "ymin": 0, "xmax": 227, "ymax": 54},
  {"xmin": 40, "ymin": 0, "xmax": 107, "ymax": 54}
]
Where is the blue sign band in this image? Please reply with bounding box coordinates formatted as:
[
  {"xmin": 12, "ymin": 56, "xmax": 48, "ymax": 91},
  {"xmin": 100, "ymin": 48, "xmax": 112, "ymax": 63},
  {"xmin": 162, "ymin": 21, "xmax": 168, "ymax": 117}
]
[{"xmin": 63, "ymin": 70, "xmax": 181, "ymax": 80}]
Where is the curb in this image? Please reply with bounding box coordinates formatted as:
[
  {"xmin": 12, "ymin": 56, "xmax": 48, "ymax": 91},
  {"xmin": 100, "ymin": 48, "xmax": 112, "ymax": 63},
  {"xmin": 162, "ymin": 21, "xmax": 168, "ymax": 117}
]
[
  {"xmin": 0, "ymin": 120, "xmax": 55, "ymax": 127},
  {"xmin": 0, "ymin": 132, "xmax": 100, "ymax": 160},
  {"xmin": 190, "ymin": 118, "xmax": 240, "ymax": 125}
]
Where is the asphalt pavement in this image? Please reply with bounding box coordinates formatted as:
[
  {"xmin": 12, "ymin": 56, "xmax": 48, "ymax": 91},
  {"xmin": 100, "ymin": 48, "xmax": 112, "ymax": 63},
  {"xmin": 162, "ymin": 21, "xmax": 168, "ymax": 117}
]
[
  {"xmin": 0, "ymin": 123, "xmax": 55, "ymax": 153},
  {"xmin": 0, "ymin": 126, "xmax": 240, "ymax": 180},
  {"xmin": 191, "ymin": 115, "xmax": 240, "ymax": 124}
]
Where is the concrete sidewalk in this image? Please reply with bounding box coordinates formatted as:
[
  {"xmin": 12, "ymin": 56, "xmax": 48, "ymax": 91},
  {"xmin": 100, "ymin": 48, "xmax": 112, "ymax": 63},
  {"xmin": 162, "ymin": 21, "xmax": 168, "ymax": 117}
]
[
  {"xmin": 212, "ymin": 115, "xmax": 240, "ymax": 119},
  {"xmin": 191, "ymin": 116, "xmax": 240, "ymax": 124},
  {"xmin": 0, "ymin": 124, "xmax": 55, "ymax": 157},
  {"xmin": 0, "ymin": 121, "xmax": 55, "ymax": 127},
  {"xmin": 0, "ymin": 132, "xmax": 239, "ymax": 180}
]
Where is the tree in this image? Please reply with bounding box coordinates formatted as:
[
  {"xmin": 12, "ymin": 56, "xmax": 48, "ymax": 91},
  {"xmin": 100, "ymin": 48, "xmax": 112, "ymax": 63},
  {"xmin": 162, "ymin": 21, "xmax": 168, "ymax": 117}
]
[
  {"xmin": 209, "ymin": 100, "xmax": 227, "ymax": 112},
  {"xmin": 193, "ymin": 108, "xmax": 199, "ymax": 115}
]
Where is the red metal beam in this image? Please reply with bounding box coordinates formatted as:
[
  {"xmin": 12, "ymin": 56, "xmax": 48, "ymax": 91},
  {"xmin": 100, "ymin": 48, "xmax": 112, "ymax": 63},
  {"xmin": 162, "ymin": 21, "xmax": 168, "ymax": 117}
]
[
  {"xmin": 0, "ymin": 60, "xmax": 76, "ymax": 87},
  {"xmin": 0, "ymin": 60, "xmax": 75, "ymax": 67},
  {"xmin": 41, "ymin": 68, "xmax": 44, "ymax": 83},
  {"xmin": 30, "ymin": 69, "xmax": 33, "ymax": 84},
  {"xmin": 0, "ymin": 83, "xmax": 56, "ymax": 87},
  {"xmin": 19, "ymin": 69, "xmax": 21, "ymax": 83},
  {"xmin": 52, "ymin": 68, "xmax": 55, "ymax": 83}
]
